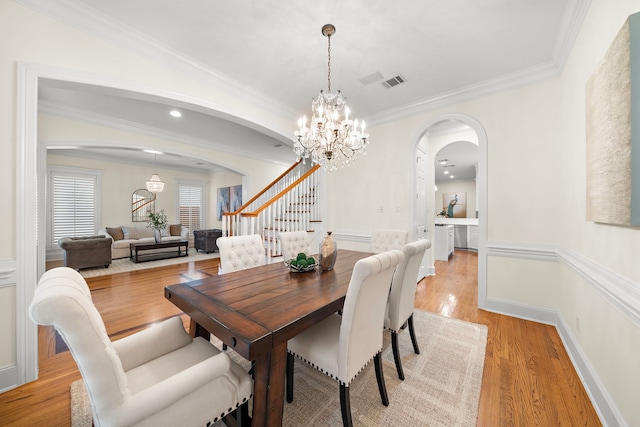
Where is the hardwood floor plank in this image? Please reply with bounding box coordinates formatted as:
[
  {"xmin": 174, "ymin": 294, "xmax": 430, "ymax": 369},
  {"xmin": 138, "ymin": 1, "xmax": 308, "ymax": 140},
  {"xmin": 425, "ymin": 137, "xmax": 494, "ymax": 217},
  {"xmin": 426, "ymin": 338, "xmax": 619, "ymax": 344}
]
[{"xmin": 0, "ymin": 251, "xmax": 602, "ymax": 426}]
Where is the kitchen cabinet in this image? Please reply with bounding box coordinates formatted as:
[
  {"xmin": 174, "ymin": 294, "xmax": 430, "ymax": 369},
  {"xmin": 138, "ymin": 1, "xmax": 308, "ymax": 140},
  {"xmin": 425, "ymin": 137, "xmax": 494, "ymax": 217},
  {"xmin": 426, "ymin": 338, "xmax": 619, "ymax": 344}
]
[
  {"xmin": 434, "ymin": 225, "xmax": 454, "ymax": 261},
  {"xmin": 467, "ymin": 225, "xmax": 478, "ymax": 251}
]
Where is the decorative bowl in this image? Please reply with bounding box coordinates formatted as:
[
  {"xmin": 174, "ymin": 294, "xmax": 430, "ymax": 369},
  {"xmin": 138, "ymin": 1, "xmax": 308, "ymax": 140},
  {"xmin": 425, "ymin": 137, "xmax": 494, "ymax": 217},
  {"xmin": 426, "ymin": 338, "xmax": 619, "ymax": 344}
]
[{"xmin": 284, "ymin": 260, "xmax": 317, "ymax": 273}]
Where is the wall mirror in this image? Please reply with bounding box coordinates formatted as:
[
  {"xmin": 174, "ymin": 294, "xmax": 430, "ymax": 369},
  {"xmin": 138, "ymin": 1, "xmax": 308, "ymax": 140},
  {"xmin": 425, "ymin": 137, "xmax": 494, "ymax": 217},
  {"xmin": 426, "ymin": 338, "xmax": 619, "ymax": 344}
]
[{"xmin": 132, "ymin": 189, "xmax": 156, "ymax": 222}]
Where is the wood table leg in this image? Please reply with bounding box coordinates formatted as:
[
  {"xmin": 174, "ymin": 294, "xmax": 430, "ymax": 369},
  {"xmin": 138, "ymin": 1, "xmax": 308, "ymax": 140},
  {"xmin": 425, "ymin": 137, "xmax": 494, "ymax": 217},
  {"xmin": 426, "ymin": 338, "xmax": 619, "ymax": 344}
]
[
  {"xmin": 251, "ymin": 342, "xmax": 287, "ymax": 427},
  {"xmin": 188, "ymin": 318, "xmax": 210, "ymax": 340}
]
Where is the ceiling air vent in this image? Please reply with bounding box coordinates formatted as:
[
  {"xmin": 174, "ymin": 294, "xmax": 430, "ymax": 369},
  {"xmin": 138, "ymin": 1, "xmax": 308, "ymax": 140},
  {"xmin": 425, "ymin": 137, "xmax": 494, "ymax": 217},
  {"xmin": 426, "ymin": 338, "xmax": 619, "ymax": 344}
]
[{"xmin": 382, "ymin": 75, "xmax": 406, "ymax": 88}]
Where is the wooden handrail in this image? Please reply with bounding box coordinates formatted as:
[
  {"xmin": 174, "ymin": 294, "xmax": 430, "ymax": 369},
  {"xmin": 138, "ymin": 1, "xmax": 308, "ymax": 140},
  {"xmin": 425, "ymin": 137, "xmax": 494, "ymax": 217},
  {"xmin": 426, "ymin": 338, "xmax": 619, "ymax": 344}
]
[
  {"xmin": 244, "ymin": 164, "xmax": 320, "ymax": 216},
  {"xmin": 132, "ymin": 199, "xmax": 155, "ymax": 213},
  {"xmin": 223, "ymin": 160, "xmax": 304, "ymax": 217}
]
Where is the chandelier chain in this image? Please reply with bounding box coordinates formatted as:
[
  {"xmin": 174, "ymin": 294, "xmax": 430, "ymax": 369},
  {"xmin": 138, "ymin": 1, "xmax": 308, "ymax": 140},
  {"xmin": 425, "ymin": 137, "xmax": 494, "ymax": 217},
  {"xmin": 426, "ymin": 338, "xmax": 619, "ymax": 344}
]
[{"xmin": 327, "ymin": 34, "xmax": 331, "ymax": 93}]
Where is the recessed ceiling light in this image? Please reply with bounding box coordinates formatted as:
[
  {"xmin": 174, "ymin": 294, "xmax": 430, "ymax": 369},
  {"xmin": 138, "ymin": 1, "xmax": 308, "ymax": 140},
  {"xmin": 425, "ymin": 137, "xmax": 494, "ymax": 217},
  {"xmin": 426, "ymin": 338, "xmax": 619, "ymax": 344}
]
[
  {"xmin": 47, "ymin": 145, "xmax": 80, "ymax": 150},
  {"xmin": 444, "ymin": 170, "xmax": 449, "ymax": 175},
  {"xmin": 439, "ymin": 159, "xmax": 448, "ymax": 165},
  {"xmin": 450, "ymin": 175, "xmax": 455, "ymax": 179},
  {"xmin": 170, "ymin": 110, "xmax": 182, "ymax": 118}
]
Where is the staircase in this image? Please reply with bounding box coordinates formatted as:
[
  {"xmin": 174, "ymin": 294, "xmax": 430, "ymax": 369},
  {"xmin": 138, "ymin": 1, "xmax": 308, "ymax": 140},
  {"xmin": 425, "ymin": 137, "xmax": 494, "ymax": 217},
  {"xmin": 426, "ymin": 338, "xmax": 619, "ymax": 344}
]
[{"xmin": 222, "ymin": 161, "xmax": 324, "ymax": 261}]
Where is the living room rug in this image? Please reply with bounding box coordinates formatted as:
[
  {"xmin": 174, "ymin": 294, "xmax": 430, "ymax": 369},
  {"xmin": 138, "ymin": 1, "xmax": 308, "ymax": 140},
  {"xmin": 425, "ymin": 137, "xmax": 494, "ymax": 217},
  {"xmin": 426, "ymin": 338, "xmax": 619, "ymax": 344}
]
[
  {"xmin": 78, "ymin": 251, "xmax": 220, "ymax": 278},
  {"xmin": 70, "ymin": 309, "xmax": 488, "ymax": 426}
]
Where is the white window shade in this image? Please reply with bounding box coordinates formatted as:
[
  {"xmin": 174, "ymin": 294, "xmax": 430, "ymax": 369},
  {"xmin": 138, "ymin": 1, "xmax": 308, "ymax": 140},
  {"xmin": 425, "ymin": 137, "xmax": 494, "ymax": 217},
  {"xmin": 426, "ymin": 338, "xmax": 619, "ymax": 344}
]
[
  {"xmin": 178, "ymin": 183, "xmax": 204, "ymax": 232},
  {"xmin": 50, "ymin": 171, "xmax": 99, "ymax": 246}
]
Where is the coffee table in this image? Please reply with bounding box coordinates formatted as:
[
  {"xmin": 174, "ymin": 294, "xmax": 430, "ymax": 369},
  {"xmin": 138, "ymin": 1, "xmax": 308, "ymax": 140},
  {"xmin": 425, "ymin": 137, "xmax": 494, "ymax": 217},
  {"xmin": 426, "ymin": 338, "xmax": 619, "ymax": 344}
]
[{"xmin": 129, "ymin": 240, "xmax": 189, "ymax": 263}]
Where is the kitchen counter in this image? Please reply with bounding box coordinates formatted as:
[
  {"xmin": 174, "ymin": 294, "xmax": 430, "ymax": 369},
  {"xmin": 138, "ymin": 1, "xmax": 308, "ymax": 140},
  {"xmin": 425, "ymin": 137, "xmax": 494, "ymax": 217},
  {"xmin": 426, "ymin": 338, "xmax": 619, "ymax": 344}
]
[
  {"xmin": 435, "ymin": 218, "xmax": 479, "ymax": 251},
  {"xmin": 435, "ymin": 217, "xmax": 479, "ymax": 226}
]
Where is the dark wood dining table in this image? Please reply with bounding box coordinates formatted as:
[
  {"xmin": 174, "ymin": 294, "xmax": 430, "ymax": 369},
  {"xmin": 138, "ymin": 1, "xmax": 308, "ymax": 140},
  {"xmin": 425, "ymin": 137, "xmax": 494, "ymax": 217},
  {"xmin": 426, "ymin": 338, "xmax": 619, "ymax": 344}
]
[{"xmin": 164, "ymin": 249, "xmax": 371, "ymax": 427}]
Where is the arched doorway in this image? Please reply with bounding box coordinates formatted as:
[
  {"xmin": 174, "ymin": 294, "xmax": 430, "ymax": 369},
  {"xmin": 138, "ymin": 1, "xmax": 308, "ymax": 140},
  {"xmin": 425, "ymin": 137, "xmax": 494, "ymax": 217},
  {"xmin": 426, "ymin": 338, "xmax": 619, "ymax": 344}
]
[{"xmin": 412, "ymin": 114, "xmax": 488, "ymax": 308}]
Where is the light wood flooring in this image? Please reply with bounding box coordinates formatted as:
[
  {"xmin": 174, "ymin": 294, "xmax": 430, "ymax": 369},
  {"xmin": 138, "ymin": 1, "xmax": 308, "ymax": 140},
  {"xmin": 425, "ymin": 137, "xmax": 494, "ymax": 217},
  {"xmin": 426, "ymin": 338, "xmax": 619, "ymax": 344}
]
[{"xmin": 0, "ymin": 250, "xmax": 601, "ymax": 426}]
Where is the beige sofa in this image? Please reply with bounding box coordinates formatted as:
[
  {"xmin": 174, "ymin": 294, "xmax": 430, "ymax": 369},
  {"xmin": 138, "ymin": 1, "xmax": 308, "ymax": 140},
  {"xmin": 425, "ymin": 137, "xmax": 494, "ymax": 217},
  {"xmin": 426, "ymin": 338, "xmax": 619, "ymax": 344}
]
[{"xmin": 99, "ymin": 224, "xmax": 189, "ymax": 259}]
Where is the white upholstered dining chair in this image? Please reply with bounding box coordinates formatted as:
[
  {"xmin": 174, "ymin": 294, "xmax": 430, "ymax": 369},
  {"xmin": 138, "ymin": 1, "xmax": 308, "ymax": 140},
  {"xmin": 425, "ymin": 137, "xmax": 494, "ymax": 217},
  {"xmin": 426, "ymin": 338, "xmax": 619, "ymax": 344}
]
[
  {"xmin": 286, "ymin": 250, "xmax": 404, "ymax": 427},
  {"xmin": 278, "ymin": 230, "xmax": 311, "ymax": 261},
  {"xmin": 370, "ymin": 229, "xmax": 409, "ymax": 253},
  {"xmin": 216, "ymin": 234, "xmax": 266, "ymax": 274},
  {"xmin": 385, "ymin": 239, "xmax": 431, "ymax": 380},
  {"xmin": 29, "ymin": 267, "xmax": 253, "ymax": 427}
]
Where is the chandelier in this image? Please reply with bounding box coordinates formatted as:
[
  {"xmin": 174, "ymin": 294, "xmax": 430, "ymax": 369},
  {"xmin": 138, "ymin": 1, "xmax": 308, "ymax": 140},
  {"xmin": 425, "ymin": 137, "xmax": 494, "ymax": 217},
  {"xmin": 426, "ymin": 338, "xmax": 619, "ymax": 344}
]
[
  {"xmin": 293, "ymin": 24, "xmax": 369, "ymax": 172},
  {"xmin": 146, "ymin": 153, "xmax": 165, "ymax": 193}
]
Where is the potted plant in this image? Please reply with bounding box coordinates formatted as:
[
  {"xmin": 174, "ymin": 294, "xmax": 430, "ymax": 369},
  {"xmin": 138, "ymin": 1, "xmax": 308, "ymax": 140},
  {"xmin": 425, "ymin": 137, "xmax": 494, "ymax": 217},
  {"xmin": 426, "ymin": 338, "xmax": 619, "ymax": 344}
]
[{"xmin": 147, "ymin": 209, "xmax": 168, "ymax": 243}]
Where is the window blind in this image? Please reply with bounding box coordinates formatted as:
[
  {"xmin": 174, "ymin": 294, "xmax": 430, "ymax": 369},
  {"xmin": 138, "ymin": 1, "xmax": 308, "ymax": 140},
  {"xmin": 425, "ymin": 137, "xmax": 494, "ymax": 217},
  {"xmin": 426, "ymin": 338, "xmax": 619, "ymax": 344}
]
[
  {"xmin": 52, "ymin": 174, "xmax": 97, "ymax": 242},
  {"xmin": 178, "ymin": 184, "xmax": 203, "ymax": 231}
]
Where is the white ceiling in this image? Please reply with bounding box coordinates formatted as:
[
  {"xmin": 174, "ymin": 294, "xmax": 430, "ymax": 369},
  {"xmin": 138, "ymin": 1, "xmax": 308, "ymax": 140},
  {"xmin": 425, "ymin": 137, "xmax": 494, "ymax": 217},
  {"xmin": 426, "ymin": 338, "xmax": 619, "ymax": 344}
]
[{"xmin": 21, "ymin": 0, "xmax": 588, "ymax": 173}]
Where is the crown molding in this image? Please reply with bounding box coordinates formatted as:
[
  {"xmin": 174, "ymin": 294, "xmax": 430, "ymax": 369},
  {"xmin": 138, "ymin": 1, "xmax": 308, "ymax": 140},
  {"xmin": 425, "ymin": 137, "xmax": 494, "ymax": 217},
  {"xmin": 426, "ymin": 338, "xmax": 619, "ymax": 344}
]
[
  {"xmin": 367, "ymin": 61, "xmax": 560, "ymax": 126},
  {"xmin": 16, "ymin": 0, "xmax": 591, "ymax": 129},
  {"xmin": 368, "ymin": 0, "xmax": 591, "ymax": 126},
  {"xmin": 552, "ymin": 0, "xmax": 592, "ymax": 70}
]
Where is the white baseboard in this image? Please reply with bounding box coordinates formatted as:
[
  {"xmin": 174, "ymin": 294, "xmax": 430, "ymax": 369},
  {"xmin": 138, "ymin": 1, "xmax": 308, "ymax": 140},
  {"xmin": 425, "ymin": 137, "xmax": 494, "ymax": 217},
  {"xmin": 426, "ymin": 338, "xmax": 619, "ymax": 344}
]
[
  {"xmin": 555, "ymin": 315, "xmax": 626, "ymax": 426},
  {"xmin": 0, "ymin": 364, "xmax": 18, "ymax": 393}
]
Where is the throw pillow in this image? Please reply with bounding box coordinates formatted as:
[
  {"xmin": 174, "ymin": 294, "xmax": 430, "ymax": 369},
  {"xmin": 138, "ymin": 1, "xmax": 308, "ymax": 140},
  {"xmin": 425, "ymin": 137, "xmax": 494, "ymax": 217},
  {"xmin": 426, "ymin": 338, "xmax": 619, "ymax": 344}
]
[
  {"xmin": 160, "ymin": 228, "xmax": 170, "ymax": 237},
  {"xmin": 106, "ymin": 227, "xmax": 124, "ymax": 241},
  {"xmin": 121, "ymin": 226, "xmax": 138, "ymax": 240},
  {"xmin": 169, "ymin": 224, "xmax": 182, "ymax": 236},
  {"xmin": 137, "ymin": 227, "xmax": 154, "ymax": 238}
]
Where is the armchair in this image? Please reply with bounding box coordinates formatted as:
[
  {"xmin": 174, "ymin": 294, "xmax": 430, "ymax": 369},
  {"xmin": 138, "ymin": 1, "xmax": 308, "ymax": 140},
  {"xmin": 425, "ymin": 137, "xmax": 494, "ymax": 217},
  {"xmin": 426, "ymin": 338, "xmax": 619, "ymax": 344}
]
[
  {"xmin": 58, "ymin": 235, "xmax": 112, "ymax": 270},
  {"xmin": 193, "ymin": 229, "xmax": 223, "ymax": 253},
  {"xmin": 29, "ymin": 267, "xmax": 253, "ymax": 427}
]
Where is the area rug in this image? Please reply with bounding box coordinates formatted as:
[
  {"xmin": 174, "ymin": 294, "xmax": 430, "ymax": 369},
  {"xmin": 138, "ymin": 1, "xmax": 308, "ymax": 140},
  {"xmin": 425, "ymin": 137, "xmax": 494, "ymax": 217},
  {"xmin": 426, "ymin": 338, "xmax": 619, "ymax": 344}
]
[
  {"xmin": 78, "ymin": 251, "xmax": 220, "ymax": 278},
  {"xmin": 70, "ymin": 309, "xmax": 488, "ymax": 426}
]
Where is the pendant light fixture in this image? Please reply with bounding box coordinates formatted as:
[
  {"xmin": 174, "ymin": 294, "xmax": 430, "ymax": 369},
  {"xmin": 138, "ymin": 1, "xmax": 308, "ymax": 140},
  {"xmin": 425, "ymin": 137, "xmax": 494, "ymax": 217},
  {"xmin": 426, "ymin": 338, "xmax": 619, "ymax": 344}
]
[
  {"xmin": 293, "ymin": 24, "xmax": 369, "ymax": 172},
  {"xmin": 146, "ymin": 152, "xmax": 165, "ymax": 193}
]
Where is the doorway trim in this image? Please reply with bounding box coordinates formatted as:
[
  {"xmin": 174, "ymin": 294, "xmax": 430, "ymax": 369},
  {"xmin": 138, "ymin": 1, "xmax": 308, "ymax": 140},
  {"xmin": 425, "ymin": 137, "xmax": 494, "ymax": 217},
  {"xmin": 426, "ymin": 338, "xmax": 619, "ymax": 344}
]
[
  {"xmin": 15, "ymin": 62, "xmax": 285, "ymax": 386},
  {"xmin": 411, "ymin": 113, "xmax": 488, "ymax": 309}
]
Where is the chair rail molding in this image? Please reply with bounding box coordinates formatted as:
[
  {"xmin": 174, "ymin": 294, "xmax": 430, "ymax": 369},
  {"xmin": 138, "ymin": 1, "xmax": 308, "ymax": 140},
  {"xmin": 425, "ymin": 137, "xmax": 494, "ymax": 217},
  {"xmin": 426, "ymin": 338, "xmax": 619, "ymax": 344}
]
[
  {"xmin": 0, "ymin": 259, "xmax": 17, "ymax": 286},
  {"xmin": 485, "ymin": 240, "xmax": 638, "ymax": 427},
  {"xmin": 331, "ymin": 230, "xmax": 371, "ymax": 245}
]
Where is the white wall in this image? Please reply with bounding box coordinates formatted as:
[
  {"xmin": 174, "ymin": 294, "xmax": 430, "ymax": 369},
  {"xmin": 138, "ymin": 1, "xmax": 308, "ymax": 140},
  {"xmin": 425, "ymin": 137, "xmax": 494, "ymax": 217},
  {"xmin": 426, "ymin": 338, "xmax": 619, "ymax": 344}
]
[{"xmin": 326, "ymin": 1, "xmax": 640, "ymax": 424}]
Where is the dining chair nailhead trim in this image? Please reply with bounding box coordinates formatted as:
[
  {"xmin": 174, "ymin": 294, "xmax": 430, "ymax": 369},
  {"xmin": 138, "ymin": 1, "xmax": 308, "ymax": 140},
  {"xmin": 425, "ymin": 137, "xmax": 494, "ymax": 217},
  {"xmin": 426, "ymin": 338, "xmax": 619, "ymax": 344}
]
[
  {"xmin": 207, "ymin": 397, "xmax": 251, "ymax": 426},
  {"xmin": 288, "ymin": 350, "xmax": 382, "ymax": 387}
]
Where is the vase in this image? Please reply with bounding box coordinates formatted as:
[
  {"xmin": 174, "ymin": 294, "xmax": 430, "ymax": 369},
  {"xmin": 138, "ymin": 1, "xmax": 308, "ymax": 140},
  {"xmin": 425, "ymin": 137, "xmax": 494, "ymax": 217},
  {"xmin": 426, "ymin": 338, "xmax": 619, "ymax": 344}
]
[
  {"xmin": 319, "ymin": 231, "xmax": 337, "ymax": 271},
  {"xmin": 154, "ymin": 229, "xmax": 162, "ymax": 243}
]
